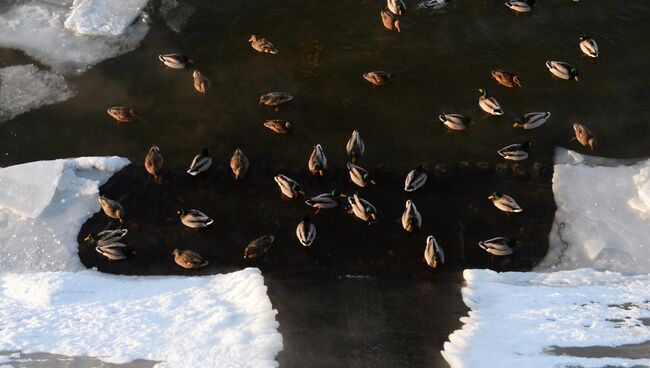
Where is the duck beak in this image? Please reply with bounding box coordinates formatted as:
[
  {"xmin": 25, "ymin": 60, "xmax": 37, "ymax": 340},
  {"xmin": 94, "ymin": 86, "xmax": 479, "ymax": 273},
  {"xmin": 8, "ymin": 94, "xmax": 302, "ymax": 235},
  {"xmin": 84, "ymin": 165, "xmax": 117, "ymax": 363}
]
[
  {"xmin": 339, "ymin": 193, "xmax": 347, "ymax": 198},
  {"xmin": 370, "ymin": 179, "xmax": 376, "ymax": 185},
  {"xmin": 319, "ymin": 170, "xmax": 324, "ymax": 176},
  {"xmin": 512, "ymin": 123, "xmax": 518, "ymax": 127},
  {"xmin": 370, "ymin": 213, "xmax": 377, "ymax": 220},
  {"xmin": 574, "ymin": 76, "xmax": 580, "ymax": 81},
  {"xmin": 299, "ymin": 191, "xmax": 306, "ymax": 196},
  {"xmin": 488, "ymin": 195, "xmax": 494, "ymax": 200}
]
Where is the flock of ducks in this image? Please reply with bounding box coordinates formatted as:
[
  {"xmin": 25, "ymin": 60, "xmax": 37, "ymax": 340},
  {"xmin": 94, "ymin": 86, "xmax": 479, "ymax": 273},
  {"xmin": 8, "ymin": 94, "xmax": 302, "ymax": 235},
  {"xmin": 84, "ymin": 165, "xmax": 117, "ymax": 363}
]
[{"xmin": 90, "ymin": 0, "xmax": 598, "ymax": 270}]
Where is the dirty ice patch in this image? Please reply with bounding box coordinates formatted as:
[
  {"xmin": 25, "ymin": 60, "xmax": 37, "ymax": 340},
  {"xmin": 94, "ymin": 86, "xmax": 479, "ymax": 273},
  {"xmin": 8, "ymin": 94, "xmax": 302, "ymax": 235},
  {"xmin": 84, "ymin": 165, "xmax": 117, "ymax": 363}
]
[
  {"xmin": 0, "ymin": 269, "xmax": 283, "ymax": 368},
  {"xmin": 0, "ymin": 64, "xmax": 75, "ymax": 123},
  {"xmin": 537, "ymin": 149, "xmax": 650, "ymax": 274},
  {"xmin": 0, "ymin": 157, "xmax": 129, "ymax": 273},
  {"xmin": 441, "ymin": 269, "xmax": 650, "ymax": 368},
  {"xmin": 65, "ymin": 0, "xmax": 150, "ymax": 36}
]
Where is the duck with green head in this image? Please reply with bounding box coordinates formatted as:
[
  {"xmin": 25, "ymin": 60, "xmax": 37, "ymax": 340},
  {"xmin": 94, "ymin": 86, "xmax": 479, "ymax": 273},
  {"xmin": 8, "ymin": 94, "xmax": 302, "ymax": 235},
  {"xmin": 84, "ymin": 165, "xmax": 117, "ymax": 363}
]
[
  {"xmin": 305, "ymin": 189, "xmax": 346, "ymax": 213},
  {"xmin": 478, "ymin": 88, "xmax": 503, "ymax": 116}
]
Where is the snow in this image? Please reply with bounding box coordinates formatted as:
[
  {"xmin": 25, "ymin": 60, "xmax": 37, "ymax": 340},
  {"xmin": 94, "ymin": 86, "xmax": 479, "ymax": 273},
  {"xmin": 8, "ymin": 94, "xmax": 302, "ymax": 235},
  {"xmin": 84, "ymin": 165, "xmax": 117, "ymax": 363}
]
[
  {"xmin": 64, "ymin": 0, "xmax": 150, "ymax": 36},
  {"xmin": 0, "ymin": 269, "xmax": 283, "ymax": 368},
  {"xmin": 0, "ymin": 64, "xmax": 75, "ymax": 123},
  {"xmin": 441, "ymin": 269, "xmax": 650, "ymax": 368},
  {"xmin": 0, "ymin": 157, "xmax": 130, "ymax": 273}
]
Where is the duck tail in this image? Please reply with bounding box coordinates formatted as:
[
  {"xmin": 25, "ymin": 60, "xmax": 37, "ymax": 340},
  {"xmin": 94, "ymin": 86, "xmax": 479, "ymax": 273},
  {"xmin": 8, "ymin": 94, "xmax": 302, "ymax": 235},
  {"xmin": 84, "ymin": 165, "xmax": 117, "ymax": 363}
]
[
  {"xmin": 187, "ymin": 169, "xmax": 198, "ymax": 176},
  {"xmin": 205, "ymin": 218, "xmax": 214, "ymax": 226},
  {"xmin": 494, "ymin": 108, "xmax": 503, "ymax": 115}
]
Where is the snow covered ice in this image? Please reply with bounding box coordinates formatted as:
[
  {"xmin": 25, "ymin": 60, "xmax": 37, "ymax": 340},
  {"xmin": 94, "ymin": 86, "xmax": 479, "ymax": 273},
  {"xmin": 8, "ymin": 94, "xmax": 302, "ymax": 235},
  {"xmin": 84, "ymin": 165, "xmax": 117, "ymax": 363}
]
[{"xmin": 64, "ymin": 0, "xmax": 150, "ymax": 36}]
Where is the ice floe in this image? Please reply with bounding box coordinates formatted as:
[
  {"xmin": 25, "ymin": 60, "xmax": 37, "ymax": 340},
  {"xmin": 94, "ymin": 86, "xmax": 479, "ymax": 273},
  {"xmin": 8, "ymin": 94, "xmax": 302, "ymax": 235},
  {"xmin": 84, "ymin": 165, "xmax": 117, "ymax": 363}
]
[
  {"xmin": 64, "ymin": 0, "xmax": 150, "ymax": 36},
  {"xmin": 0, "ymin": 269, "xmax": 283, "ymax": 368},
  {"xmin": 442, "ymin": 269, "xmax": 650, "ymax": 368},
  {"xmin": 0, "ymin": 64, "xmax": 75, "ymax": 123}
]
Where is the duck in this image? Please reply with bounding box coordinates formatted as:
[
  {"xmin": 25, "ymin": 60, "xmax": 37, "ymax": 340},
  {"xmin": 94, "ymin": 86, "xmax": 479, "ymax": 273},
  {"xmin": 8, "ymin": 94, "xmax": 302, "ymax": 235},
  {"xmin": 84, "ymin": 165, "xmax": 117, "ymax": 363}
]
[
  {"xmin": 401, "ymin": 200, "xmax": 422, "ymax": 232},
  {"xmin": 404, "ymin": 164, "xmax": 427, "ymax": 192},
  {"xmin": 439, "ymin": 113, "xmax": 471, "ymax": 130},
  {"xmin": 172, "ymin": 248, "xmax": 209, "ymax": 269},
  {"xmin": 192, "ymin": 70, "xmax": 210, "ymax": 94},
  {"xmin": 296, "ymin": 215, "xmax": 316, "ymax": 247},
  {"xmin": 513, "ymin": 112, "xmax": 551, "ymax": 129},
  {"xmin": 84, "ymin": 228, "xmax": 128, "ymax": 246},
  {"xmin": 346, "ymin": 130, "xmax": 365, "ymax": 163},
  {"xmin": 416, "ymin": 0, "xmax": 447, "ymax": 10},
  {"xmin": 96, "ymin": 243, "xmax": 135, "ymax": 261},
  {"xmin": 274, "ymin": 174, "xmax": 305, "ymax": 199},
  {"xmin": 545, "ymin": 61, "xmax": 579, "ymax": 81},
  {"xmin": 187, "ymin": 148, "xmax": 212, "ymax": 176},
  {"xmin": 106, "ymin": 106, "xmax": 138, "ymax": 123},
  {"xmin": 347, "ymin": 193, "xmax": 378, "ymax": 223},
  {"xmin": 387, "ymin": 0, "xmax": 406, "ymax": 15},
  {"xmin": 305, "ymin": 190, "xmax": 346, "ymax": 213},
  {"xmin": 244, "ymin": 235, "xmax": 275, "ymax": 260},
  {"xmin": 249, "ymin": 35, "xmax": 278, "ymax": 54},
  {"xmin": 498, "ymin": 142, "xmax": 531, "ymax": 161},
  {"xmin": 98, "ymin": 196, "xmax": 125, "ymax": 223},
  {"xmin": 573, "ymin": 123, "xmax": 597, "ymax": 150},
  {"xmin": 479, "ymin": 237, "xmax": 516, "ymax": 256},
  {"xmin": 380, "ymin": 10, "xmax": 401, "ymax": 32},
  {"xmin": 579, "ymin": 34, "xmax": 598, "ymax": 58},
  {"xmin": 504, "ymin": 0, "xmax": 534, "ymax": 13},
  {"xmin": 178, "ymin": 209, "xmax": 213, "ymax": 229},
  {"xmin": 259, "ymin": 92, "xmax": 293, "ymax": 111},
  {"xmin": 230, "ymin": 148, "xmax": 249, "ymax": 180},
  {"xmin": 491, "ymin": 69, "xmax": 522, "ymax": 88},
  {"xmin": 144, "ymin": 145, "xmax": 164, "ymax": 182},
  {"xmin": 308, "ymin": 144, "xmax": 327, "ymax": 176},
  {"xmin": 363, "ymin": 71, "xmax": 394, "ymax": 86},
  {"xmin": 478, "ymin": 89, "xmax": 503, "ymax": 116},
  {"xmin": 347, "ymin": 162, "xmax": 376, "ymax": 187},
  {"xmin": 488, "ymin": 192, "xmax": 523, "ymax": 213},
  {"xmin": 424, "ymin": 235, "xmax": 445, "ymax": 269},
  {"xmin": 158, "ymin": 54, "xmax": 193, "ymax": 69},
  {"xmin": 264, "ymin": 119, "xmax": 293, "ymax": 134}
]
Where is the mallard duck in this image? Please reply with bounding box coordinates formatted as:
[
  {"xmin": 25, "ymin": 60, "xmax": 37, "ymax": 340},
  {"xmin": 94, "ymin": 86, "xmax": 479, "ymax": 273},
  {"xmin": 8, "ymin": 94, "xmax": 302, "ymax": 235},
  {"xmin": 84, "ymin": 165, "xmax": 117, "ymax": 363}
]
[
  {"xmin": 187, "ymin": 148, "xmax": 212, "ymax": 176},
  {"xmin": 478, "ymin": 89, "xmax": 503, "ymax": 116},
  {"xmin": 305, "ymin": 190, "xmax": 345, "ymax": 212},
  {"xmin": 424, "ymin": 235, "xmax": 445, "ymax": 269},
  {"xmin": 259, "ymin": 92, "xmax": 293, "ymax": 111},
  {"xmin": 230, "ymin": 148, "xmax": 249, "ymax": 180},
  {"xmin": 401, "ymin": 200, "xmax": 422, "ymax": 232},
  {"xmin": 363, "ymin": 71, "xmax": 394, "ymax": 86},
  {"xmin": 192, "ymin": 70, "xmax": 210, "ymax": 94},
  {"xmin": 274, "ymin": 174, "xmax": 305, "ymax": 198},
  {"xmin": 249, "ymin": 35, "xmax": 278, "ymax": 54},
  {"xmin": 264, "ymin": 119, "xmax": 293, "ymax": 134},
  {"xmin": 178, "ymin": 209, "xmax": 213, "ymax": 229},
  {"xmin": 347, "ymin": 194, "xmax": 378, "ymax": 223},
  {"xmin": 144, "ymin": 145, "xmax": 164, "ymax": 182},
  {"xmin": 98, "ymin": 196, "xmax": 125, "ymax": 223},
  {"xmin": 158, "ymin": 54, "xmax": 193, "ymax": 69},
  {"xmin": 172, "ymin": 248, "xmax": 208, "ymax": 269},
  {"xmin": 387, "ymin": 0, "xmax": 406, "ymax": 15},
  {"xmin": 416, "ymin": 0, "xmax": 447, "ymax": 10},
  {"xmin": 579, "ymin": 34, "xmax": 598, "ymax": 58},
  {"xmin": 404, "ymin": 164, "xmax": 427, "ymax": 192},
  {"xmin": 107, "ymin": 106, "xmax": 138, "ymax": 123},
  {"xmin": 513, "ymin": 112, "xmax": 551, "ymax": 129},
  {"xmin": 573, "ymin": 123, "xmax": 597, "ymax": 150},
  {"xmin": 491, "ymin": 69, "xmax": 522, "ymax": 88},
  {"xmin": 439, "ymin": 113, "xmax": 471, "ymax": 130},
  {"xmin": 546, "ymin": 61, "xmax": 579, "ymax": 81},
  {"xmin": 346, "ymin": 130, "xmax": 365, "ymax": 163},
  {"xmin": 479, "ymin": 237, "xmax": 516, "ymax": 256},
  {"xmin": 347, "ymin": 162, "xmax": 375, "ymax": 187},
  {"xmin": 96, "ymin": 243, "xmax": 135, "ymax": 261},
  {"xmin": 488, "ymin": 192, "xmax": 522, "ymax": 213},
  {"xmin": 498, "ymin": 142, "xmax": 531, "ymax": 161},
  {"xmin": 296, "ymin": 215, "xmax": 316, "ymax": 247},
  {"xmin": 84, "ymin": 228, "xmax": 128, "ymax": 246},
  {"xmin": 380, "ymin": 10, "xmax": 401, "ymax": 32},
  {"xmin": 308, "ymin": 144, "xmax": 327, "ymax": 176},
  {"xmin": 505, "ymin": 0, "xmax": 534, "ymax": 13},
  {"xmin": 244, "ymin": 235, "xmax": 275, "ymax": 260}
]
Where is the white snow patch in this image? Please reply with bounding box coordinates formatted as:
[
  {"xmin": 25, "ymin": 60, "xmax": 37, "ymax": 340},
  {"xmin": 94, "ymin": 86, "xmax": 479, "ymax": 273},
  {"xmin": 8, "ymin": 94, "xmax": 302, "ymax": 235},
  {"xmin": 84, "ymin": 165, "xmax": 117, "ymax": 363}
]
[
  {"xmin": 0, "ymin": 269, "xmax": 283, "ymax": 368},
  {"xmin": 0, "ymin": 64, "xmax": 75, "ymax": 123},
  {"xmin": 0, "ymin": 157, "xmax": 130, "ymax": 273},
  {"xmin": 64, "ymin": 0, "xmax": 150, "ymax": 36},
  {"xmin": 442, "ymin": 269, "xmax": 650, "ymax": 368}
]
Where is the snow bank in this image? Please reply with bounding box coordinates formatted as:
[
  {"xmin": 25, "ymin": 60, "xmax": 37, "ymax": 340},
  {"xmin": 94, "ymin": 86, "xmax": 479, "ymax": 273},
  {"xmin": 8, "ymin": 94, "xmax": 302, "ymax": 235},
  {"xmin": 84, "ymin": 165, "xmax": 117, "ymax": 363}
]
[
  {"xmin": 0, "ymin": 269, "xmax": 283, "ymax": 368},
  {"xmin": 442, "ymin": 269, "xmax": 650, "ymax": 368},
  {"xmin": 0, "ymin": 157, "xmax": 130, "ymax": 272},
  {"xmin": 538, "ymin": 149, "xmax": 650, "ymax": 274},
  {"xmin": 0, "ymin": 64, "xmax": 75, "ymax": 123},
  {"xmin": 64, "ymin": 0, "xmax": 150, "ymax": 36}
]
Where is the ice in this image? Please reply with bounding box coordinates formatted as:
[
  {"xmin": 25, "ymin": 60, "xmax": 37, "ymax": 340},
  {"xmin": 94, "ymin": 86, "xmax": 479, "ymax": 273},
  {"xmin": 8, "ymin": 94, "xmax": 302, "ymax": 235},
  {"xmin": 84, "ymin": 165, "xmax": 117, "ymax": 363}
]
[
  {"xmin": 0, "ymin": 64, "xmax": 75, "ymax": 123},
  {"xmin": 160, "ymin": 0, "xmax": 195, "ymax": 33},
  {"xmin": 538, "ymin": 148, "xmax": 650, "ymax": 274},
  {"xmin": 441, "ymin": 269, "xmax": 650, "ymax": 368},
  {"xmin": 0, "ymin": 157, "xmax": 130, "ymax": 273},
  {"xmin": 0, "ymin": 269, "xmax": 283, "ymax": 368},
  {"xmin": 0, "ymin": 1, "xmax": 149, "ymax": 74},
  {"xmin": 65, "ymin": 0, "xmax": 150, "ymax": 36}
]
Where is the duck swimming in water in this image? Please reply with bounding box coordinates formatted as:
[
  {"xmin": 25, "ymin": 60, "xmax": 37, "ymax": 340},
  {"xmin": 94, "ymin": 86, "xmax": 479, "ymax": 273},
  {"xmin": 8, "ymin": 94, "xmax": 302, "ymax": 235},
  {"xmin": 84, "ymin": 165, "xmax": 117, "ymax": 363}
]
[
  {"xmin": 488, "ymin": 192, "xmax": 523, "ymax": 213},
  {"xmin": 497, "ymin": 142, "xmax": 531, "ymax": 161},
  {"xmin": 572, "ymin": 123, "xmax": 597, "ymax": 150},
  {"xmin": 479, "ymin": 237, "xmax": 516, "ymax": 256},
  {"xmin": 491, "ymin": 69, "xmax": 522, "ymax": 88},
  {"xmin": 363, "ymin": 71, "xmax": 394, "ymax": 86},
  {"xmin": 187, "ymin": 148, "xmax": 212, "ymax": 176},
  {"xmin": 296, "ymin": 215, "xmax": 316, "ymax": 247},
  {"xmin": 230, "ymin": 148, "xmax": 249, "ymax": 180},
  {"xmin": 478, "ymin": 89, "xmax": 503, "ymax": 116},
  {"xmin": 424, "ymin": 235, "xmax": 445, "ymax": 269},
  {"xmin": 579, "ymin": 34, "xmax": 598, "ymax": 58},
  {"xmin": 98, "ymin": 196, "xmax": 125, "ymax": 224},
  {"xmin": 380, "ymin": 10, "xmax": 401, "ymax": 32},
  {"xmin": 244, "ymin": 235, "xmax": 275, "ymax": 260},
  {"xmin": 249, "ymin": 35, "xmax": 278, "ymax": 54},
  {"xmin": 172, "ymin": 248, "xmax": 208, "ymax": 269},
  {"xmin": 264, "ymin": 119, "xmax": 293, "ymax": 134},
  {"xmin": 96, "ymin": 243, "xmax": 135, "ymax": 261},
  {"xmin": 107, "ymin": 106, "xmax": 138, "ymax": 123},
  {"xmin": 505, "ymin": 0, "xmax": 534, "ymax": 13},
  {"xmin": 404, "ymin": 164, "xmax": 427, "ymax": 192},
  {"xmin": 546, "ymin": 61, "xmax": 579, "ymax": 81},
  {"xmin": 158, "ymin": 54, "xmax": 193, "ymax": 69},
  {"xmin": 387, "ymin": 0, "xmax": 406, "ymax": 15},
  {"xmin": 346, "ymin": 130, "xmax": 365, "ymax": 163},
  {"xmin": 259, "ymin": 92, "xmax": 293, "ymax": 111},
  {"xmin": 274, "ymin": 174, "xmax": 305, "ymax": 199},
  {"xmin": 308, "ymin": 144, "xmax": 327, "ymax": 176},
  {"xmin": 305, "ymin": 190, "xmax": 345, "ymax": 213},
  {"xmin": 144, "ymin": 145, "xmax": 164, "ymax": 182},
  {"xmin": 192, "ymin": 70, "xmax": 210, "ymax": 94},
  {"xmin": 513, "ymin": 112, "xmax": 551, "ymax": 129},
  {"xmin": 401, "ymin": 200, "xmax": 422, "ymax": 233},
  {"xmin": 84, "ymin": 228, "xmax": 128, "ymax": 246},
  {"xmin": 439, "ymin": 113, "xmax": 471, "ymax": 130},
  {"xmin": 178, "ymin": 209, "xmax": 214, "ymax": 229},
  {"xmin": 347, "ymin": 194, "xmax": 378, "ymax": 224},
  {"xmin": 347, "ymin": 162, "xmax": 376, "ymax": 187}
]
